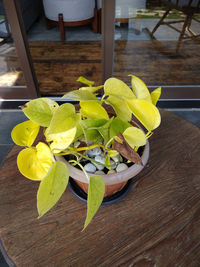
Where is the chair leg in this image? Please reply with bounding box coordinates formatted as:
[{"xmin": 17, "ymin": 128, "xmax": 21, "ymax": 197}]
[
  {"xmin": 151, "ymin": 9, "xmax": 171, "ymax": 36},
  {"xmin": 176, "ymin": 15, "xmax": 192, "ymax": 52},
  {"xmin": 58, "ymin": 13, "xmax": 65, "ymax": 41}
]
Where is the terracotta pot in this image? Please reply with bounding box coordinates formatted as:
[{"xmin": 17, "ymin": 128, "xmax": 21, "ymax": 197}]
[{"xmin": 56, "ymin": 140, "xmax": 149, "ymax": 197}]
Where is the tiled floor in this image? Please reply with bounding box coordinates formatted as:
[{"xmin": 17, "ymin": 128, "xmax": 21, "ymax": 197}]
[{"xmin": 0, "ymin": 108, "xmax": 199, "ymax": 266}]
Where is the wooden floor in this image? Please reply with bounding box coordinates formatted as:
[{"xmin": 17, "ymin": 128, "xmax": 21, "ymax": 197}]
[{"xmin": 1, "ymin": 40, "xmax": 200, "ymax": 95}]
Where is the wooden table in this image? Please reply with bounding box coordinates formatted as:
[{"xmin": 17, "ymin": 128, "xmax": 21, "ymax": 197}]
[{"xmin": 0, "ymin": 110, "xmax": 200, "ymax": 267}]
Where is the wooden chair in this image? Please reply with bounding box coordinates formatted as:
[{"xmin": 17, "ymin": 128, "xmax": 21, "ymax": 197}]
[{"xmin": 150, "ymin": 0, "xmax": 200, "ymax": 52}]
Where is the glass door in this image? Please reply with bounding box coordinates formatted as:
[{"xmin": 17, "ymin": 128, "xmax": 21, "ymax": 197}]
[{"xmin": 112, "ymin": 0, "xmax": 200, "ymax": 100}]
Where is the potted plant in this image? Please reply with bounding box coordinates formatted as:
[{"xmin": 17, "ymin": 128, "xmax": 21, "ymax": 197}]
[{"xmin": 11, "ymin": 75, "xmax": 161, "ymax": 230}]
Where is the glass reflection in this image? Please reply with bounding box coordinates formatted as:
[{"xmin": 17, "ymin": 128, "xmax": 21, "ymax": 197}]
[{"xmin": 113, "ymin": 0, "xmax": 200, "ymax": 87}]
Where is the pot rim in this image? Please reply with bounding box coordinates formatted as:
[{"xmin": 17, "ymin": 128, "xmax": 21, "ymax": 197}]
[{"xmin": 56, "ymin": 140, "xmax": 149, "ymax": 185}]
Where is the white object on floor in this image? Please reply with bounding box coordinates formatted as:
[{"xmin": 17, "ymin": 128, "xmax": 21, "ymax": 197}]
[{"xmin": 43, "ymin": 0, "xmax": 95, "ymax": 22}]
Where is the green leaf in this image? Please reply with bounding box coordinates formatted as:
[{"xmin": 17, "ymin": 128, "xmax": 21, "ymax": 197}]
[
  {"xmin": 83, "ymin": 175, "xmax": 105, "ymax": 230},
  {"xmin": 17, "ymin": 142, "xmax": 53, "ymax": 181},
  {"xmin": 151, "ymin": 87, "xmax": 161, "ymax": 106},
  {"xmin": 123, "ymin": 127, "xmax": 146, "ymax": 149},
  {"xmin": 22, "ymin": 98, "xmax": 58, "ymax": 127},
  {"xmin": 105, "ymin": 95, "xmax": 132, "ymax": 122},
  {"xmin": 45, "ymin": 126, "xmax": 77, "ymax": 153},
  {"xmin": 109, "ymin": 117, "xmax": 132, "ymax": 139},
  {"xmin": 77, "ymin": 76, "xmax": 94, "ymax": 86},
  {"xmin": 11, "ymin": 120, "xmax": 40, "ymax": 147},
  {"xmin": 80, "ymin": 119, "xmax": 107, "ymax": 142},
  {"xmin": 126, "ymin": 99, "xmax": 161, "ymax": 131},
  {"xmin": 62, "ymin": 90, "xmax": 97, "ymax": 101},
  {"xmin": 129, "ymin": 75, "xmax": 152, "ymax": 102},
  {"xmin": 80, "ymin": 101, "xmax": 109, "ymax": 120},
  {"xmin": 96, "ymin": 117, "xmax": 114, "ymax": 143},
  {"xmin": 49, "ymin": 103, "xmax": 80, "ymax": 134},
  {"xmin": 104, "ymin": 77, "xmax": 136, "ymax": 99},
  {"xmin": 37, "ymin": 161, "xmax": 69, "ymax": 218},
  {"xmin": 79, "ymin": 85, "xmax": 103, "ymax": 93}
]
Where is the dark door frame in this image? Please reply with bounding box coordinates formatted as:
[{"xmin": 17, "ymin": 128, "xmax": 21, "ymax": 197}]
[{"xmin": 1, "ymin": 0, "xmax": 39, "ymax": 99}]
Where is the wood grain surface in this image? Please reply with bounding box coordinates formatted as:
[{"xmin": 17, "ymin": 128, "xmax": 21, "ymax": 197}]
[{"xmin": 0, "ymin": 110, "xmax": 200, "ymax": 267}]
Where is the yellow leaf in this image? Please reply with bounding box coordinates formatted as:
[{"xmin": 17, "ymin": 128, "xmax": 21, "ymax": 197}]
[
  {"xmin": 45, "ymin": 126, "xmax": 77, "ymax": 153},
  {"xmin": 151, "ymin": 87, "xmax": 161, "ymax": 106},
  {"xmin": 129, "ymin": 75, "xmax": 152, "ymax": 102},
  {"xmin": 104, "ymin": 77, "xmax": 136, "ymax": 99},
  {"xmin": 126, "ymin": 99, "xmax": 161, "ymax": 131},
  {"xmin": 105, "ymin": 95, "xmax": 132, "ymax": 122},
  {"xmin": 123, "ymin": 127, "xmax": 146, "ymax": 149},
  {"xmin": 80, "ymin": 101, "xmax": 109, "ymax": 120},
  {"xmin": 79, "ymin": 85, "xmax": 103, "ymax": 93},
  {"xmin": 48, "ymin": 103, "xmax": 80, "ymax": 134},
  {"xmin": 11, "ymin": 120, "xmax": 39, "ymax": 147},
  {"xmin": 22, "ymin": 98, "xmax": 58, "ymax": 127},
  {"xmin": 77, "ymin": 76, "xmax": 94, "ymax": 86},
  {"xmin": 17, "ymin": 142, "xmax": 53, "ymax": 180}
]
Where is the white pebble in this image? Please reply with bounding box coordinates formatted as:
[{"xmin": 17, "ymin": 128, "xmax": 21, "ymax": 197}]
[
  {"xmin": 93, "ymin": 155, "xmax": 105, "ymax": 170},
  {"xmin": 112, "ymin": 155, "xmax": 123, "ymax": 163},
  {"xmin": 95, "ymin": 170, "xmax": 105, "ymax": 175},
  {"xmin": 110, "ymin": 160, "xmax": 117, "ymax": 170},
  {"xmin": 84, "ymin": 163, "xmax": 96, "ymax": 173},
  {"xmin": 116, "ymin": 163, "xmax": 128, "ymax": 173},
  {"xmin": 87, "ymin": 147, "xmax": 102, "ymax": 157}
]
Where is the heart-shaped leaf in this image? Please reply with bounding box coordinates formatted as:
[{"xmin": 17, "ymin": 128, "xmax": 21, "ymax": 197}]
[
  {"xmin": 48, "ymin": 103, "xmax": 80, "ymax": 134},
  {"xmin": 129, "ymin": 75, "xmax": 152, "ymax": 103},
  {"xmin": 37, "ymin": 161, "xmax": 69, "ymax": 218},
  {"xmin": 45, "ymin": 126, "xmax": 77, "ymax": 153},
  {"xmin": 62, "ymin": 90, "xmax": 97, "ymax": 101},
  {"xmin": 83, "ymin": 175, "xmax": 105, "ymax": 230},
  {"xmin": 151, "ymin": 87, "xmax": 161, "ymax": 106},
  {"xmin": 109, "ymin": 117, "xmax": 132, "ymax": 139},
  {"xmin": 22, "ymin": 98, "xmax": 58, "ymax": 127},
  {"xmin": 17, "ymin": 142, "xmax": 53, "ymax": 180},
  {"xmin": 11, "ymin": 120, "xmax": 40, "ymax": 147},
  {"xmin": 126, "ymin": 99, "xmax": 161, "ymax": 131},
  {"xmin": 104, "ymin": 77, "xmax": 136, "ymax": 99},
  {"xmin": 80, "ymin": 101, "xmax": 109, "ymax": 120},
  {"xmin": 123, "ymin": 127, "xmax": 146, "ymax": 148},
  {"xmin": 105, "ymin": 95, "xmax": 132, "ymax": 122}
]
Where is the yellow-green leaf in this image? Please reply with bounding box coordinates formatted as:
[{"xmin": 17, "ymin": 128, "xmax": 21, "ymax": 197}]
[
  {"xmin": 83, "ymin": 175, "xmax": 105, "ymax": 230},
  {"xmin": 37, "ymin": 161, "xmax": 69, "ymax": 218},
  {"xmin": 22, "ymin": 98, "xmax": 58, "ymax": 127},
  {"xmin": 17, "ymin": 142, "xmax": 53, "ymax": 180},
  {"xmin": 80, "ymin": 119, "xmax": 107, "ymax": 142},
  {"xmin": 80, "ymin": 101, "xmax": 109, "ymax": 120},
  {"xmin": 79, "ymin": 85, "xmax": 104, "ymax": 93},
  {"xmin": 48, "ymin": 103, "xmax": 80, "ymax": 134},
  {"xmin": 129, "ymin": 75, "xmax": 152, "ymax": 102},
  {"xmin": 104, "ymin": 77, "xmax": 136, "ymax": 99},
  {"xmin": 105, "ymin": 95, "xmax": 132, "ymax": 122},
  {"xmin": 109, "ymin": 117, "xmax": 132, "ymax": 139},
  {"xmin": 11, "ymin": 120, "xmax": 39, "ymax": 147},
  {"xmin": 77, "ymin": 76, "xmax": 94, "ymax": 86},
  {"xmin": 62, "ymin": 90, "xmax": 97, "ymax": 101},
  {"xmin": 123, "ymin": 127, "xmax": 146, "ymax": 149},
  {"xmin": 151, "ymin": 87, "xmax": 161, "ymax": 106},
  {"xmin": 126, "ymin": 99, "xmax": 161, "ymax": 131},
  {"xmin": 45, "ymin": 126, "xmax": 77, "ymax": 153}
]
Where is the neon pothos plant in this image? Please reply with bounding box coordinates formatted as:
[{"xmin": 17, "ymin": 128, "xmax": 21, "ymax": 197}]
[{"xmin": 11, "ymin": 75, "xmax": 161, "ymax": 230}]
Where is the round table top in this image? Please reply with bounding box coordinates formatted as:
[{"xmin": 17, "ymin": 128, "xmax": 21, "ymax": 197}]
[{"xmin": 0, "ymin": 109, "xmax": 200, "ymax": 267}]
